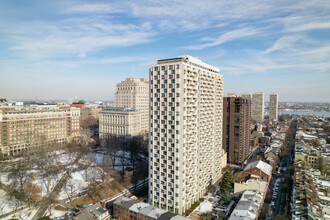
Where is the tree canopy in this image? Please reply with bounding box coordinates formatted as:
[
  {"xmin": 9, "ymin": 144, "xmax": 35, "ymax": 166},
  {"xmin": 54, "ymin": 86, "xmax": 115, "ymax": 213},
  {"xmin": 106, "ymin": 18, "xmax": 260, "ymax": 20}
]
[{"xmin": 220, "ymin": 169, "xmax": 234, "ymax": 193}]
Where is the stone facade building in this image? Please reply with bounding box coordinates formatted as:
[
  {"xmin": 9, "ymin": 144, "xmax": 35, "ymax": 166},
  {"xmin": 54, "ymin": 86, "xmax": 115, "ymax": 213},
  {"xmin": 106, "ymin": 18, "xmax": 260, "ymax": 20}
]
[
  {"xmin": 269, "ymin": 93, "xmax": 278, "ymax": 120},
  {"xmin": 115, "ymin": 78, "xmax": 149, "ymax": 133},
  {"xmin": 99, "ymin": 78, "xmax": 149, "ymax": 138},
  {"xmin": 99, "ymin": 107, "xmax": 141, "ymax": 138},
  {"xmin": 251, "ymin": 92, "xmax": 264, "ymax": 122}
]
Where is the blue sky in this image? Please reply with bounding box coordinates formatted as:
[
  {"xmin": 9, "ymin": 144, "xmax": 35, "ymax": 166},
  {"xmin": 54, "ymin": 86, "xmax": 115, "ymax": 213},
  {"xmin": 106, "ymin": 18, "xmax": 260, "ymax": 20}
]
[{"xmin": 0, "ymin": 0, "xmax": 329, "ymax": 102}]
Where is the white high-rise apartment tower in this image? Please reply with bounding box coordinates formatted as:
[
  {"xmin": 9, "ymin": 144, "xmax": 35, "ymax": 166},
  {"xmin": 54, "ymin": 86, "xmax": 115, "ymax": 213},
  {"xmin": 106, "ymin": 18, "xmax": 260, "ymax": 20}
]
[
  {"xmin": 269, "ymin": 93, "xmax": 278, "ymax": 120},
  {"xmin": 251, "ymin": 92, "xmax": 264, "ymax": 122},
  {"xmin": 149, "ymin": 55, "xmax": 227, "ymax": 214},
  {"xmin": 115, "ymin": 78, "xmax": 149, "ymax": 133}
]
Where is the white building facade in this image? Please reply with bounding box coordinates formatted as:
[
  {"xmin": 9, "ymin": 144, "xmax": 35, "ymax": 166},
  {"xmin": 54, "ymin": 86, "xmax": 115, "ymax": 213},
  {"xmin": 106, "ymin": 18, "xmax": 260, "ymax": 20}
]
[
  {"xmin": 269, "ymin": 93, "xmax": 278, "ymax": 120},
  {"xmin": 148, "ymin": 55, "xmax": 227, "ymax": 214},
  {"xmin": 99, "ymin": 108, "xmax": 141, "ymax": 138},
  {"xmin": 251, "ymin": 92, "xmax": 264, "ymax": 122},
  {"xmin": 115, "ymin": 78, "xmax": 149, "ymax": 133}
]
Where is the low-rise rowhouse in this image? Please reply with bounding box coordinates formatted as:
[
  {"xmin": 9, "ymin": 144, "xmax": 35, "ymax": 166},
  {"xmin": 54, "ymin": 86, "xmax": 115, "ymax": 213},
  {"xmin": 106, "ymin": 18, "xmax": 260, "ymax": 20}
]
[
  {"xmin": 250, "ymin": 131, "xmax": 262, "ymax": 150},
  {"xmin": 113, "ymin": 197, "xmax": 191, "ymax": 220},
  {"xmin": 292, "ymin": 165, "xmax": 330, "ymax": 220},
  {"xmin": 74, "ymin": 202, "xmax": 110, "ymax": 220},
  {"xmin": 228, "ymin": 190, "xmax": 264, "ymax": 220},
  {"xmin": 233, "ymin": 160, "xmax": 271, "ymax": 217},
  {"xmin": 234, "ymin": 179, "xmax": 268, "ymax": 194}
]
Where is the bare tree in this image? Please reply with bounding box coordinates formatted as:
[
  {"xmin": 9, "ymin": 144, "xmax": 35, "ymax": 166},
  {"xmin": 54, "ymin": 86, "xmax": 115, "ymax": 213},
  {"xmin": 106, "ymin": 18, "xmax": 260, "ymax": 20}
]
[
  {"xmin": 81, "ymin": 116, "xmax": 98, "ymax": 129},
  {"xmin": 86, "ymin": 182, "xmax": 98, "ymax": 200},
  {"xmin": 35, "ymin": 146, "xmax": 60, "ymax": 193},
  {"xmin": 119, "ymin": 150, "xmax": 129, "ymax": 177},
  {"xmin": 79, "ymin": 143, "xmax": 95, "ymax": 182},
  {"xmin": 101, "ymin": 135, "xmax": 122, "ymax": 169},
  {"xmin": 123, "ymin": 171, "xmax": 132, "ymax": 187},
  {"xmin": 0, "ymin": 191, "xmax": 9, "ymax": 214},
  {"xmin": 128, "ymin": 139, "xmax": 142, "ymax": 171},
  {"xmin": 10, "ymin": 198, "xmax": 21, "ymax": 219},
  {"xmin": 8, "ymin": 159, "xmax": 31, "ymax": 190},
  {"xmin": 6, "ymin": 184, "xmax": 25, "ymax": 217},
  {"xmin": 46, "ymin": 195, "xmax": 58, "ymax": 216},
  {"xmin": 65, "ymin": 143, "xmax": 80, "ymax": 177},
  {"xmin": 100, "ymin": 156, "xmax": 112, "ymax": 183},
  {"xmin": 132, "ymin": 160, "xmax": 148, "ymax": 192},
  {"xmin": 80, "ymin": 128, "xmax": 94, "ymax": 147},
  {"xmin": 65, "ymin": 178, "xmax": 78, "ymax": 201}
]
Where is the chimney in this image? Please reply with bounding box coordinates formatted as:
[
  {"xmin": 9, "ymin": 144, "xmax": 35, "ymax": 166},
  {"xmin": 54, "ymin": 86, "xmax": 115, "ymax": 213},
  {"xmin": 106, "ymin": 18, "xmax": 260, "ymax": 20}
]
[
  {"xmin": 93, "ymin": 198, "xmax": 97, "ymax": 204},
  {"xmin": 100, "ymin": 200, "xmax": 106, "ymax": 208}
]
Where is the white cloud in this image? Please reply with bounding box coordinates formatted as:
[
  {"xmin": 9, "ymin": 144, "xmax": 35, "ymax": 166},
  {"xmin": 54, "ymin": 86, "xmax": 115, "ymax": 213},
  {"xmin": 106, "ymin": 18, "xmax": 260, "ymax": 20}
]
[
  {"xmin": 60, "ymin": 0, "xmax": 286, "ymax": 32},
  {"xmin": 296, "ymin": 46, "xmax": 330, "ymax": 56},
  {"xmin": 63, "ymin": 3, "xmax": 122, "ymax": 14},
  {"xmin": 186, "ymin": 27, "xmax": 261, "ymax": 50},
  {"xmin": 7, "ymin": 19, "xmax": 154, "ymax": 59},
  {"xmin": 264, "ymin": 35, "xmax": 302, "ymax": 54},
  {"xmin": 96, "ymin": 56, "xmax": 154, "ymax": 64},
  {"xmin": 287, "ymin": 22, "xmax": 330, "ymax": 32}
]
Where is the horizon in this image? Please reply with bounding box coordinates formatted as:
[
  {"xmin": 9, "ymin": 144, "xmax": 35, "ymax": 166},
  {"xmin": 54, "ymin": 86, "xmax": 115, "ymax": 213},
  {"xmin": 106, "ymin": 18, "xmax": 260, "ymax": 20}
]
[
  {"xmin": 4, "ymin": 98, "xmax": 330, "ymax": 105},
  {"xmin": 0, "ymin": 1, "xmax": 329, "ymax": 102}
]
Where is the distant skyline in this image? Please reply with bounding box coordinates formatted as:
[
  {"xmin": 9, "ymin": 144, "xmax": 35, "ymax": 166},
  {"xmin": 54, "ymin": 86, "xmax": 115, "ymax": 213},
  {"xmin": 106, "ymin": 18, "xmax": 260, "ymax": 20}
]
[{"xmin": 0, "ymin": 0, "xmax": 330, "ymax": 102}]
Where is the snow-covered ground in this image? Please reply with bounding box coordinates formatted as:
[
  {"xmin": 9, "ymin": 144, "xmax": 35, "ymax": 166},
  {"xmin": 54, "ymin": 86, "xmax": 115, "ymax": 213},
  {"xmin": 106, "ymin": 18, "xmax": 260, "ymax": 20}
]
[
  {"xmin": 56, "ymin": 152, "xmax": 79, "ymax": 166},
  {"xmin": 32, "ymin": 171, "xmax": 65, "ymax": 197},
  {"xmin": 197, "ymin": 200, "xmax": 213, "ymax": 213},
  {"xmin": 2, "ymin": 207, "xmax": 37, "ymax": 220},
  {"xmin": 0, "ymin": 189, "xmax": 22, "ymax": 216},
  {"xmin": 80, "ymin": 152, "xmax": 133, "ymax": 171},
  {"xmin": 191, "ymin": 193, "xmax": 220, "ymax": 215},
  {"xmin": 0, "ymin": 172, "xmax": 11, "ymax": 185},
  {"xmin": 80, "ymin": 153, "xmax": 105, "ymax": 165},
  {"xmin": 1, "ymin": 170, "xmax": 65, "ymax": 197},
  {"xmin": 59, "ymin": 167, "xmax": 105, "ymax": 200},
  {"xmin": 43, "ymin": 206, "xmax": 70, "ymax": 220}
]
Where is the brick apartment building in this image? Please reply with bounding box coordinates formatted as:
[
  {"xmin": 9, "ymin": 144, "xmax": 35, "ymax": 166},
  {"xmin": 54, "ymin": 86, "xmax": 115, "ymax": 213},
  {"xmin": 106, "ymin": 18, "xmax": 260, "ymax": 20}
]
[
  {"xmin": 223, "ymin": 96, "xmax": 251, "ymax": 165},
  {"xmin": 0, "ymin": 105, "xmax": 80, "ymax": 156}
]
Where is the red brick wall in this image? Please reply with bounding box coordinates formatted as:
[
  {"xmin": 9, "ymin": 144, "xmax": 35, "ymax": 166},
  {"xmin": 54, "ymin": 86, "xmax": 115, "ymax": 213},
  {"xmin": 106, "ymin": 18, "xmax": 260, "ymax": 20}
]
[{"xmin": 243, "ymin": 167, "xmax": 271, "ymax": 182}]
